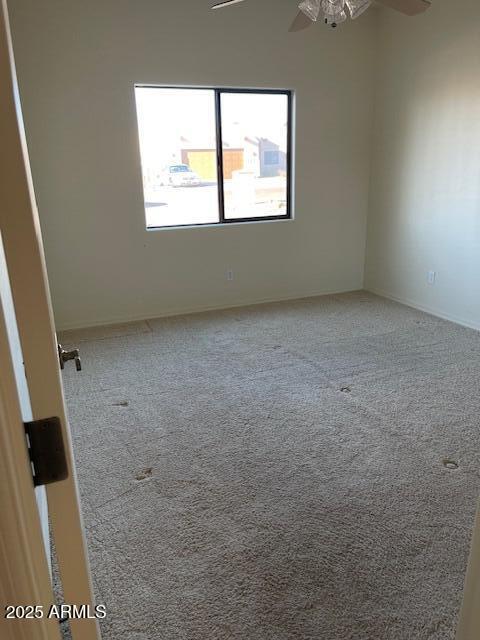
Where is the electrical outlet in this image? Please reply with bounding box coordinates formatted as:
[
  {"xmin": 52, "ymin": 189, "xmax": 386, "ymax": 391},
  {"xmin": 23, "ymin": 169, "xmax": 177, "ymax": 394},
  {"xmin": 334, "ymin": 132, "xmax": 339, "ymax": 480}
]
[
  {"xmin": 427, "ymin": 270, "xmax": 436, "ymax": 285},
  {"xmin": 226, "ymin": 270, "xmax": 234, "ymax": 282}
]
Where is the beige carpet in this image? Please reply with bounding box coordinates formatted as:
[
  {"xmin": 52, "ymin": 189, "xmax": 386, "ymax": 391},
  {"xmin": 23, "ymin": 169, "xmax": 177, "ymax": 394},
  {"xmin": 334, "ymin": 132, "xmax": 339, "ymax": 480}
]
[{"xmin": 59, "ymin": 291, "xmax": 480, "ymax": 640}]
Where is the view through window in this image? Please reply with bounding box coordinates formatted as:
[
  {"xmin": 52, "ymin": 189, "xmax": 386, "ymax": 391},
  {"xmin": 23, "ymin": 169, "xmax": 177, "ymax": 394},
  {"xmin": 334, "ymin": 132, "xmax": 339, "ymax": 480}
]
[{"xmin": 135, "ymin": 87, "xmax": 292, "ymax": 228}]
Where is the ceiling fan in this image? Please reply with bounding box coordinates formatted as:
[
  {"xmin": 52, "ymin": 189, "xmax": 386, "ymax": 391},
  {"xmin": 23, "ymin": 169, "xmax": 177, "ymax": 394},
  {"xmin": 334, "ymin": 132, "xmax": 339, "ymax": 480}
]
[{"xmin": 212, "ymin": 0, "xmax": 431, "ymax": 29}]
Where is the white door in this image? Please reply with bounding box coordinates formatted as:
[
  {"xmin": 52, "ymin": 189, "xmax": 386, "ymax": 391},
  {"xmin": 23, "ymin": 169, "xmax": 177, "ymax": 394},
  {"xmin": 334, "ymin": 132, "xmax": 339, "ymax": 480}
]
[
  {"xmin": 0, "ymin": 1, "xmax": 100, "ymax": 639},
  {"xmin": 0, "ymin": 230, "xmax": 62, "ymax": 640},
  {"xmin": 0, "ymin": 228, "xmax": 50, "ymax": 563}
]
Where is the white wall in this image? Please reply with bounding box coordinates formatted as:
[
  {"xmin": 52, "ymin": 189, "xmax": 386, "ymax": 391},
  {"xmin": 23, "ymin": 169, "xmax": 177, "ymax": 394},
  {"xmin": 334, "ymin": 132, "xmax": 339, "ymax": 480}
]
[
  {"xmin": 8, "ymin": 0, "xmax": 376, "ymax": 330},
  {"xmin": 365, "ymin": 0, "xmax": 480, "ymax": 330}
]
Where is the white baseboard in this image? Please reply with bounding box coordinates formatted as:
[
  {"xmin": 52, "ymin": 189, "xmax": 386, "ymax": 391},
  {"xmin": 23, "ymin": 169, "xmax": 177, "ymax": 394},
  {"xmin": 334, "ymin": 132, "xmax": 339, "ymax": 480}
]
[
  {"xmin": 57, "ymin": 286, "xmax": 362, "ymax": 332},
  {"xmin": 366, "ymin": 286, "xmax": 480, "ymax": 333}
]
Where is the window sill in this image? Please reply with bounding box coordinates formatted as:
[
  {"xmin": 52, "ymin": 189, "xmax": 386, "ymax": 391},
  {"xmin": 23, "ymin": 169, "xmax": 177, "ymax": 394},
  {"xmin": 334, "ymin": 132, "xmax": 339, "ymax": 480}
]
[{"xmin": 145, "ymin": 216, "xmax": 295, "ymax": 232}]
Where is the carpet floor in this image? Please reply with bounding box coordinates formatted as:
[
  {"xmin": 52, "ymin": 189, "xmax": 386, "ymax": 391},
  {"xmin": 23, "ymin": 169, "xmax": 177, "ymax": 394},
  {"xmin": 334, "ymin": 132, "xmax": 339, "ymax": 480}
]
[{"xmin": 58, "ymin": 291, "xmax": 480, "ymax": 640}]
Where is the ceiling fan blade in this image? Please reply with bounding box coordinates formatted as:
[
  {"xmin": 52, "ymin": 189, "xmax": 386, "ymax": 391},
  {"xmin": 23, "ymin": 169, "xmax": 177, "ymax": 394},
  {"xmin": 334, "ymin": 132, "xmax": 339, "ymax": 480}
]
[
  {"xmin": 212, "ymin": 0, "xmax": 247, "ymax": 9},
  {"xmin": 376, "ymin": 0, "xmax": 431, "ymax": 16},
  {"xmin": 289, "ymin": 10, "xmax": 314, "ymax": 32}
]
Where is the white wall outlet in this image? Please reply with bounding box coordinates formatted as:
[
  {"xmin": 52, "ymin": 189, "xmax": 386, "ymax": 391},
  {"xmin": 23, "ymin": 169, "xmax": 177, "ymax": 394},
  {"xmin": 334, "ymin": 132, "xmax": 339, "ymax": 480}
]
[
  {"xmin": 226, "ymin": 269, "xmax": 234, "ymax": 282},
  {"xmin": 427, "ymin": 270, "xmax": 436, "ymax": 285}
]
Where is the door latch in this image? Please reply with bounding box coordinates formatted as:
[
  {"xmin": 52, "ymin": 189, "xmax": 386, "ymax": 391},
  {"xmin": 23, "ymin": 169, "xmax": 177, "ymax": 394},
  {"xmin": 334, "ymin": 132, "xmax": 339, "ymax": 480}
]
[{"xmin": 58, "ymin": 344, "xmax": 82, "ymax": 371}]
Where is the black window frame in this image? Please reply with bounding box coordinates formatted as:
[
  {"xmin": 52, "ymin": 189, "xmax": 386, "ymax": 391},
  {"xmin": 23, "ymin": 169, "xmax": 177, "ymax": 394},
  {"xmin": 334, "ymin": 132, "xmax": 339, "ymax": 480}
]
[{"xmin": 135, "ymin": 85, "xmax": 294, "ymax": 229}]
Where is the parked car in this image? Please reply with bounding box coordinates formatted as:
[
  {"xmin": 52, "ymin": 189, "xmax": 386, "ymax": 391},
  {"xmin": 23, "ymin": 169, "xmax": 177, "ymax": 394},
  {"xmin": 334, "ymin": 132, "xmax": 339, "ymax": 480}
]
[{"xmin": 160, "ymin": 164, "xmax": 201, "ymax": 187}]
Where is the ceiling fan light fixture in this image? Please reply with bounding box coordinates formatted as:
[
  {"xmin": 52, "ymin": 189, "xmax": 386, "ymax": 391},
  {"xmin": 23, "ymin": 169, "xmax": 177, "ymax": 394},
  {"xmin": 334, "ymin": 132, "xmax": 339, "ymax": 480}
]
[
  {"xmin": 298, "ymin": 0, "xmax": 322, "ymax": 22},
  {"xmin": 211, "ymin": 0, "xmax": 432, "ymax": 29},
  {"xmin": 321, "ymin": 0, "xmax": 345, "ymax": 13},
  {"xmin": 345, "ymin": 0, "xmax": 372, "ymax": 19},
  {"xmin": 299, "ymin": 0, "xmax": 360, "ymax": 27},
  {"xmin": 322, "ymin": 0, "xmax": 348, "ymax": 24},
  {"xmin": 324, "ymin": 11, "xmax": 347, "ymax": 26}
]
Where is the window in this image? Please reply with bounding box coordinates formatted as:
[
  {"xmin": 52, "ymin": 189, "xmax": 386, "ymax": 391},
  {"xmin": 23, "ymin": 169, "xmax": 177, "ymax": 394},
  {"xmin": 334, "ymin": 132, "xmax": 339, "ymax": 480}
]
[{"xmin": 135, "ymin": 87, "xmax": 293, "ymax": 229}]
